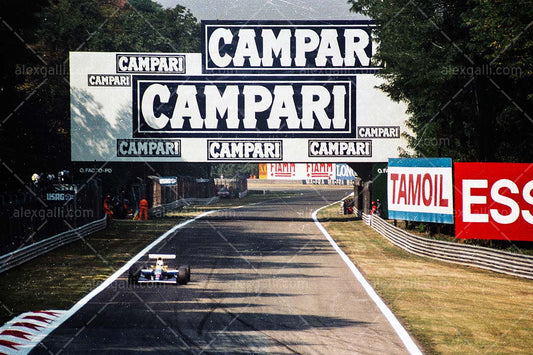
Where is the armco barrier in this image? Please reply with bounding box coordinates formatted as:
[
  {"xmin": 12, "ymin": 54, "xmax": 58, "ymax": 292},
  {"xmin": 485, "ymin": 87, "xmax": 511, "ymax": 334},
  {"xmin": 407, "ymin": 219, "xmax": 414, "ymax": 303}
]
[
  {"xmin": 148, "ymin": 196, "xmax": 220, "ymax": 217},
  {"xmin": 0, "ymin": 217, "xmax": 107, "ymax": 274},
  {"xmin": 0, "ymin": 197, "xmax": 221, "ymax": 274},
  {"xmin": 362, "ymin": 213, "xmax": 533, "ymax": 280}
]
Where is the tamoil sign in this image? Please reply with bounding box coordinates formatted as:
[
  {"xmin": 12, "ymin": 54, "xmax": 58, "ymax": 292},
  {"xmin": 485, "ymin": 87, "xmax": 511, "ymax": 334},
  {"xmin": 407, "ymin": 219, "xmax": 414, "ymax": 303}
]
[
  {"xmin": 387, "ymin": 158, "xmax": 453, "ymax": 224},
  {"xmin": 455, "ymin": 163, "xmax": 533, "ymax": 241}
]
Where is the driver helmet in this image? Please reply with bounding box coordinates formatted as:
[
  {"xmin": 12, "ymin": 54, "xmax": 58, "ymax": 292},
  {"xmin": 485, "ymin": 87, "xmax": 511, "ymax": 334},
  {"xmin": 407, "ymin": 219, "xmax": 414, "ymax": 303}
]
[{"xmin": 156, "ymin": 258, "xmax": 164, "ymax": 268}]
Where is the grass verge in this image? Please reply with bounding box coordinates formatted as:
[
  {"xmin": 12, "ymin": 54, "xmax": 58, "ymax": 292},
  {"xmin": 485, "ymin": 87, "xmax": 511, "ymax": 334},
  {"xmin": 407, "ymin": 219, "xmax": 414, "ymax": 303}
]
[
  {"xmin": 0, "ymin": 191, "xmax": 293, "ymax": 326},
  {"xmin": 0, "ymin": 219, "xmax": 180, "ymax": 326},
  {"xmin": 318, "ymin": 204, "xmax": 533, "ymax": 354}
]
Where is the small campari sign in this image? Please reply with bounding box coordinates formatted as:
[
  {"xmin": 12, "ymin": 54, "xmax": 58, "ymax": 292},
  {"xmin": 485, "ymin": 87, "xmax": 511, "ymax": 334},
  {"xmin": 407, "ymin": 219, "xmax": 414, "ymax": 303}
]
[
  {"xmin": 387, "ymin": 158, "xmax": 454, "ymax": 224},
  {"xmin": 454, "ymin": 163, "xmax": 533, "ymax": 241}
]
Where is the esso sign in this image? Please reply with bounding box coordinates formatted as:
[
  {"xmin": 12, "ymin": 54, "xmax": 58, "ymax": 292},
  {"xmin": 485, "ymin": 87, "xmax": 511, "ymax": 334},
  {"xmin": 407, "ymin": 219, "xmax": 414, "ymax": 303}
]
[{"xmin": 455, "ymin": 163, "xmax": 533, "ymax": 241}]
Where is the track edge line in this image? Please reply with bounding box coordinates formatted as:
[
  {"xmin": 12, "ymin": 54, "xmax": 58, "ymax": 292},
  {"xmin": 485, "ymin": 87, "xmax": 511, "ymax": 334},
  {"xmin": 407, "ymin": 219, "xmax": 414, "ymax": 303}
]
[
  {"xmin": 312, "ymin": 201, "xmax": 423, "ymax": 355},
  {"xmin": 24, "ymin": 210, "xmax": 217, "ymax": 354}
]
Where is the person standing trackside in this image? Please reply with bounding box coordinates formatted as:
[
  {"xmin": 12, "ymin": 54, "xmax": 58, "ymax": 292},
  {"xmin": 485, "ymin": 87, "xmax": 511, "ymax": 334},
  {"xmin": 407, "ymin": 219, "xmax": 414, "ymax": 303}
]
[
  {"xmin": 375, "ymin": 199, "xmax": 382, "ymax": 217},
  {"xmin": 139, "ymin": 196, "xmax": 149, "ymax": 221},
  {"xmin": 103, "ymin": 195, "xmax": 114, "ymax": 220}
]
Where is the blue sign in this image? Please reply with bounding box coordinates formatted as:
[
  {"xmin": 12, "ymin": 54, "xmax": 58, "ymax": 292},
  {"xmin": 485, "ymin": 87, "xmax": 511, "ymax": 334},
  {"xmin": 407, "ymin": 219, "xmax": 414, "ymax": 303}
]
[
  {"xmin": 336, "ymin": 163, "xmax": 356, "ymax": 180},
  {"xmin": 159, "ymin": 176, "xmax": 177, "ymax": 186}
]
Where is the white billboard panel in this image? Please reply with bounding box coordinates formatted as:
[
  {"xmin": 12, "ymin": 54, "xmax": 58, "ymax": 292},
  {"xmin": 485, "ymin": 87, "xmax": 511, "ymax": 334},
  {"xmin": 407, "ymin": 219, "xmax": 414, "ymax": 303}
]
[
  {"xmin": 70, "ymin": 21, "xmax": 410, "ymax": 163},
  {"xmin": 265, "ymin": 163, "xmax": 356, "ymax": 180},
  {"xmin": 267, "ymin": 163, "xmax": 336, "ymax": 180}
]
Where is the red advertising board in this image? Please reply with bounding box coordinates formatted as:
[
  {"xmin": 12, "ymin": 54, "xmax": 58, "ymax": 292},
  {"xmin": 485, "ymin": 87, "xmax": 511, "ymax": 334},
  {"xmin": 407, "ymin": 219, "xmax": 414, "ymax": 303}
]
[{"xmin": 455, "ymin": 163, "xmax": 533, "ymax": 241}]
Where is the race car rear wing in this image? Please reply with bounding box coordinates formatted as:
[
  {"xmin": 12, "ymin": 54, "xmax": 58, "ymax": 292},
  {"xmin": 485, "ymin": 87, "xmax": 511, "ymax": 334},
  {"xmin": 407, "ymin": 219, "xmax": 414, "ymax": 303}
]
[{"xmin": 148, "ymin": 254, "xmax": 176, "ymax": 260}]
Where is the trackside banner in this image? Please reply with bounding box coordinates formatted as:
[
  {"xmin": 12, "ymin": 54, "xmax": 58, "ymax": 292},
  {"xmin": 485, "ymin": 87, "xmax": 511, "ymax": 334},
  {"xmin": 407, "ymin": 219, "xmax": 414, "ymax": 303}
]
[
  {"xmin": 263, "ymin": 163, "xmax": 355, "ymax": 180},
  {"xmin": 387, "ymin": 158, "xmax": 454, "ymax": 224},
  {"xmin": 133, "ymin": 76, "xmax": 355, "ymax": 138},
  {"xmin": 267, "ymin": 163, "xmax": 335, "ymax": 179},
  {"xmin": 454, "ymin": 163, "xmax": 533, "ymax": 241},
  {"xmin": 336, "ymin": 163, "xmax": 357, "ymax": 180},
  {"xmin": 70, "ymin": 20, "xmax": 409, "ymax": 162},
  {"xmin": 202, "ymin": 21, "xmax": 379, "ymax": 73}
]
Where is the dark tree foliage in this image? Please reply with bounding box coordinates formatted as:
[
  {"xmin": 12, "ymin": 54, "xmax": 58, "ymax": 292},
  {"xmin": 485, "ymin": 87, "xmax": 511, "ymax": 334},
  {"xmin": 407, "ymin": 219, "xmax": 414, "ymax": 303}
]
[
  {"xmin": 0, "ymin": 0, "xmax": 50, "ymax": 188},
  {"xmin": 348, "ymin": 0, "xmax": 532, "ymax": 162},
  {"xmin": 0, "ymin": 0, "xmax": 202, "ymax": 190}
]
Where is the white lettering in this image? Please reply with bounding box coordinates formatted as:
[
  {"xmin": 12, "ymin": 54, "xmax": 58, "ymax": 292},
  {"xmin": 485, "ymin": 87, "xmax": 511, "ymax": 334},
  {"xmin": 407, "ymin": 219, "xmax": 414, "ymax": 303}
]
[
  {"xmin": 139, "ymin": 83, "xmax": 349, "ymax": 132},
  {"xmin": 170, "ymin": 86, "xmax": 202, "ymax": 129},
  {"xmin": 208, "ymin": 141, "xmax": 281, "ymax": 160},
  {"xmin": 233, "ymin": 29, "xmax": 261, "ymax": 67},
  {"xmin": 268, "ymin": 86, "xmax": 298, "ymax": 129},
  {"xmin": 204, "ymin": 86, "xmax": 239, "ymax": 129},
  {"xmin": 206, "ymin": 25, "xmax": 372, "ymax": 69},
  {"xmin": 243, "ymin": 86, "xmax": 272, "ymax": 129},
  {"xmin": 301, "ymin": 86, "xmax": 331, "ymax": 129},
  {"xmin": 261, "ymin": 29, "xmax": 292, "ymax": 67},
  {"xmin": 522, "ymin": 181, "xmax": 533, "ymax": 224},
  {"xmin": 118, "ymin": 56, "xmax": 128, "ymax": 71},
  {"xmin": 344, "ymin": 29, "xmax": 371, "ymax": 66},
  {"xmin": 141, "ymin": 84, "xmax": 170, "ymax": 129},
  {"xmin": 490, "ymin": 179, "xmax": 520, "ymax": 224},
  {"xmin": 462, "ymin": 179, "xmax": 489, "ymax": 223},
  {"xmin": 316, "ymin": 29, "xmax": 343, "ymax": 67},
  {"xmin": 208, "ymin": 28, "xmax": 234, "ymax": 68},
  {"xmin": 295, "ymin": 29, "xmax": 320, "ymax": 67}
]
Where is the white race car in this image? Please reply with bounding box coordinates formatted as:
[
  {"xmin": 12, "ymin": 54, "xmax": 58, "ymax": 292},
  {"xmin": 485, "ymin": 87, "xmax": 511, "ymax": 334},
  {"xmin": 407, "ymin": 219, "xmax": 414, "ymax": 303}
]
[{"xmin": 128, "ymin": 254, "xmax": 190, "ymax": 285}]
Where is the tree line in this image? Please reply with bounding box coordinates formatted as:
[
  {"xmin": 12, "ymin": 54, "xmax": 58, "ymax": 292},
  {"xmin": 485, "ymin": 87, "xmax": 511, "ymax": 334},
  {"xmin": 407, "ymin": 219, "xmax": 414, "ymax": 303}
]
[
  {"xmin": 1, "ymin": 0, "xmax": 530, "ymax": 191},
  {"xmin": 348, "ymin": 0, "xmax": 532, "ymax": 162},
  {"xmin": 0, "ymin": 0, "xmax": 202, "ymax": 190}
]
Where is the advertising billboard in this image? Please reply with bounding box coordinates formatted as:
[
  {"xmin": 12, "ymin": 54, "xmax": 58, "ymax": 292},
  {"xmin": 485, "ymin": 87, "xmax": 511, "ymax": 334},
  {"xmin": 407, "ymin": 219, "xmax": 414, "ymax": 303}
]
[
  {"xmin": 262, "ymin": 163, "xmax": 356, "ymax": 181},
  {"xmin": 387, "ymin": 158, "xmax": 454, "ymax": 224},
  {"xmin": 336, "ymin": 163, "xmax": 357, "ymax": 180},
  {"xmin": 70, "ymin": 21, "xmax": 409, "ymax": 163},
  {"xmin": 454, "ymin": 163, "xmax": 533, "ymax": 241},
  {"xmin": 265, "ymin": 163, "xmax": 336, "ymax": 180}
]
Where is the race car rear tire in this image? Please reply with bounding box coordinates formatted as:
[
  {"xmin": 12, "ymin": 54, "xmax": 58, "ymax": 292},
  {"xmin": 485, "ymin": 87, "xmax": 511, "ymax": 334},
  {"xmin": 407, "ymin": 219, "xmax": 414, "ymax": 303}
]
[
  {"xmin": 128, "ymin": 263, "xmax": 142, "ymax": 285},
  {"xmin": 177, "ymin": 265, "xmax": 190, "ymax": 285}
]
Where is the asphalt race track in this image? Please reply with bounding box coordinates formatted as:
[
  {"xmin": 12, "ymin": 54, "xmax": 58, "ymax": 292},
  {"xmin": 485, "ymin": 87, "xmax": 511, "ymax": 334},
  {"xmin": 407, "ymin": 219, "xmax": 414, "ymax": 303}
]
[{"xmin": 32, "ymin": 188, "xmax": 411, "ymax": 354}]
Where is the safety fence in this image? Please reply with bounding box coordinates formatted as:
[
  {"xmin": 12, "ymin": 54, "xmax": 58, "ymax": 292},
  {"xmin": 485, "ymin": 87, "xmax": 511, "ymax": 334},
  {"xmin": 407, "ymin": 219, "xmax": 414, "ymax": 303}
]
[
  {"xmin": 362, "ymin": 212, "xmax": 533, "ymax": 280},
  {"xmin": 0, "ymin": 197, "xmax": 220, "ymax": 274},
  {"xmin": 0, "ymin": 180, "xmax": 102, "ymax": 255},
  {"xmin": 360, "ymin": 213, "xmax": 533, "ymax": 279},
  {"xmin": 0, "ymin": 216, "xmax": 107, "ymax": 274}
]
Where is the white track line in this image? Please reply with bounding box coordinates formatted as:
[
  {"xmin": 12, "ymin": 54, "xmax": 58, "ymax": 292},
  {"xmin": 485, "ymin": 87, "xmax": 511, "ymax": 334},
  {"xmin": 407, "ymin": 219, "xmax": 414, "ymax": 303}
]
[
  {"xmin": 312, "ymin": 202, "xmax": 423, "ymax": 355},
  {"xmin": 27, "ymin": 197, "xmax": 422, "ymax": 354},
  {"xmin": 25, "ymin": 210, "xmax": 217, "ymax": 354}
]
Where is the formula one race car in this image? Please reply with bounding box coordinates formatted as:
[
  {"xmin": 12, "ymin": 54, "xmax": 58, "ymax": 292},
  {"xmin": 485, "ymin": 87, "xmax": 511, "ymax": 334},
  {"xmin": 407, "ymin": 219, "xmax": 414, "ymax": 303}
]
[{"xmin": 128, "ymin": 254, "xmax": 190, "ymax": 285}]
